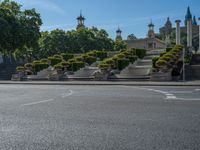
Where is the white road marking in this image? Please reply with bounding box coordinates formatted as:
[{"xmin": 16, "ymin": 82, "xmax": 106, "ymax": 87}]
[
  {"xmin": 20, "ymin": 99, "xmax": 54, "ymax": 107},
  {"xmin": 170, "ymin": 91, "xmax": 193, "ymax": 94},
  {"xmin": 174, "ymin": 98, "xmax": 200, "ymax": 101},
  {"xmin": 21, "ymin": 90, "xmax": 74, "ymax": 107},
  {"xmin": 166, "ymin": 96, "xmax": 177, "ymax": 99},
  {"xmin": 61, "ymin": 90, "xmax": 73, "ymax": 98},
  {"xmin": 195, "ymin": 89, "xmax": 200, "ymax": 91},
  {"xmin": 120, "ymin": 86, "xmax": 200, "ymax": 101}
]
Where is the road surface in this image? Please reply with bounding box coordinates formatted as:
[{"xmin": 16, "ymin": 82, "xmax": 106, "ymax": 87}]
[{"xmin": 0, "ymin": 84, "xmax": 200, "ymax": 150}]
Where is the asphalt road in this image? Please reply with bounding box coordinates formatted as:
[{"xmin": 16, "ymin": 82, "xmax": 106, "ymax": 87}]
[{"xmin": 0, "ymin": 84, "xmax": 200, "ymax": 150}]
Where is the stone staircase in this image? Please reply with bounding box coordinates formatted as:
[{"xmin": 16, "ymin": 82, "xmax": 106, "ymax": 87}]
[
  {"xmin": 0, "ymin": 64, "xmax": 19, "ymax": 80},
  {"xmin": 186, "ymin": 54, "xmax": 200, "ymax": 80},
  {"xmin": 115, "ymin": 52, "xmax": 162, "ymax": 80}
]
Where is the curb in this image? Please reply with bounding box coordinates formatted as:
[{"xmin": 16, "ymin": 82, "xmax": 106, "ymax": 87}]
[{"xmin": 0, "ymin": 81, "xmax": 200, "ymax": 86}]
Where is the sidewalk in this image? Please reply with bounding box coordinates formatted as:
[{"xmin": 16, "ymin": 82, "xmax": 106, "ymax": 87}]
[{"xmin": 0, "ymin": 80, "xmax": 200, "ymax": 86}]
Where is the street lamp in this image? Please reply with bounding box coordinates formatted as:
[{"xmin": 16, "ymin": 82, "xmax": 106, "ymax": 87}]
[{"xmin": 198, "ymin": 17, "xmax": 200, "ymax": 52}]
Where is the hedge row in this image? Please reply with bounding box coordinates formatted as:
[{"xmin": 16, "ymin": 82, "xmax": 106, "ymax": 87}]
[
  {"xmin": 53, "ymin": 50, "xmax": 107, "ymax": 72},
  {"xmin": 154, "ymin": 45, "xmax": 183, "ymax": 70},
  {"xmin": 17, "ymin": 50, "xmax": 108, "ymax": 74},
  {"xmin": 99, "ymin": 48, "xmax": 146, "ymax": 70}
]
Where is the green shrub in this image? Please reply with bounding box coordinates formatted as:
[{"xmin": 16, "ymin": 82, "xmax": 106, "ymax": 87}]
[
  {"xmin": 34, "ymin": 63, "xmax": 49, "ymax": 73},
  {"xmin": 54, "ymin": 64, "xmax": 63, "ymax": 70},
  {"xmin": 117, "ymin": 59, "xmax": 129, "ymax": 70},
  {"xmin": 128, "ymin": 55, "xmax": 138, "ymax": 63},
  {"xmin": 160, "ymin": 56, "xmax": 171, "ymax": 62},
  {"xmin": 96, "ymin": 51, "xmax": 107, "ymax": 60},
  {"xmin": 16, "ymin": 66, "xmax": 25, "ymax": 71},
  {"xmin": 61, "ymin": 53, "xmax": 74, "ymax": 61},
  {"xmin": 24, "ymin": 63, "xmax": 33, "ymax": 69},
  {"xmin": 152, "ymin": 57, "xmax": 159, "ymax": 68},
  {"xmin": 84, "ymin": 56, "xmax": 96, "ymax": 65},
  {"xmin": 75, "ymin": 56, "xmax": 83, "ymax": 61},
  {"xmin": 48, "ymin": 57, "xmax": 62, "ymax": 66},
  {"xmin": 40, "ymin": 59, "xmax": 49, "ymax": 63},
  {"xmin": 116, "ymin": 53, "xmax": 125, "ymax": 59},
  {"xmin": 60, "ymin": 61, "xmax": 69, "ymax": 67},
  {"xmin": 32, "ymin": 60, "xmax": 41, "ymax": 64},
  {"xmin": 166, "ymin": 47, "xmax": 172, "ymax": 52},
  {"xmin": 160, "ymin": 52, "xmax": 166, "ymax": 57},
  {"xmin": 72, "ymin": 61, "xmax": 85, "ymax": 72},
  {"xmin": 135, "ymin": 48, "xmax": 146, "ymax": 59},
  {"xmin": 54, "ymin": 54, "xmax": 62, "ymax": 59},
  {"xmin": 98, "ymin": 63, "xmax": 109, "ymax": 69},
  {"xmin": 155, "ymin": 60, "xmax": 167, "ymax": 67}
]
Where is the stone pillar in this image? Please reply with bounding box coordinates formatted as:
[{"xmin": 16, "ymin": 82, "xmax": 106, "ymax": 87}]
[
  {"xmin": 199, "ymin": 17, "xmax": 200, "ymax": 51},
  {"xmin": 187, "ymin": 19, "xmax": 193, "ymax": 48},
  {"xmin": 175, "ymin": 20, "xmax": 181, "ymax": 45}
]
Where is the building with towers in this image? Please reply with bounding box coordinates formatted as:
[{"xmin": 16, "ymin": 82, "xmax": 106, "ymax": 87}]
[
  {"xmin": 159, "ymin": 6, "xmax": 199, "ymax": 46},
  {"xmin": 76, "ymin": 11, "xmax": 86, "ymax": 30},
  {"xmin": 125, "ymin": 21, "xmax": 166, "ymax": 50}
]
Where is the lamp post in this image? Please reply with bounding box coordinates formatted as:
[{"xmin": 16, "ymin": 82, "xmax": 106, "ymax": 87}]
[{"xmin": 198, "ymin": 17, "xmax": 200, "ymax": 52}]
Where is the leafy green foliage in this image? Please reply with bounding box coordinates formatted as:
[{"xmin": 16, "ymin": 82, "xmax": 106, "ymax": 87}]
[
  {"xmin": 117, "ymin": 59, "xmax": 130, "ymax": 70},
  {"xmin": 0, "ymin": 0, "xmax": 42, "ymax": 62}
]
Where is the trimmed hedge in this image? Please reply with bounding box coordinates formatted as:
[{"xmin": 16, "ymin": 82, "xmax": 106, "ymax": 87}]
[
  {"xmin": 48, "ymin": 57, "xmax": 62, "ymax": 66},
  {"xmin": 152, "ymin": 57, "xmax": 159, "ymax": 68},
  {"xmin": 61, "ymin": 53, "xmax": 74, "ymax": 61},
  {"xmin": 96, "ymin": 50, "xmax": 107, "ymax": 60},
  {"xmin": 129, "ymin": 56, "xmax": 138, "ymax": 63},
  {"xmin": 117, "ymin": 59, "xmax": 130, "ymax": 70},
  {"xmin": 16, "ymin": 66, "xmax": 25, "ymax": 71},
  {"xmin": 72, "ymin": 61, "xmax": 85, "ymax": 72},
  {"xmin": 84, "ymin": 56, "xmax": 96, "ymax": 65},
  {"xmin": 155, "ymin": 60, "xmax": 167, "ymax": 67},
  {"xmin": 34, "ymin": 63, "xmax": 49, "ymax": 73}
]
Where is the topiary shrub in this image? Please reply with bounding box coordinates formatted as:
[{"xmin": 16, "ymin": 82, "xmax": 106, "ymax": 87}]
[
  {"xmin": 72, "ymin": 61, "xmax": 85, "ymax": 72},
  {"xmin": 98, "ymin": 63, "xmax": 109, "ymax": 70},
  {"xmin": 60, "ymin": 61, "xmax": 69, "ymax": 68},
  {"xmin": 117, "ymin": 59, "xmax": 129, "ymax": 70},
  {"xmin": 160, "ymin": 52, "xmax": 166, "ymax": 57},
  {"xmin": 155, "ymin": 60, "xmax": 167, "ymax": 68},
  {"xmin": 34, "ymin": 63, "xmax": 49, "ymax": 73},
  {"xmin": 54, "ymin": 64, "xmax": 63, "ymax": 70},
  {"xmin": 48, "ymin": 57, "xmax": 62, "ymax": 66},
  {"xmin": 152, "ymin": 57, "xmax": 159, "ymax": 68},
  {"xmin": 135, "ymin": 48, "xmax": 146, "ymax": 59},
  {"xmin": 16, "ymin": 66, "xmax": 25, "ymax": 72},
  {"xmin": 54, "ymin": 54, "xmax": 62, "ymax": 59},
  {"xmin": 61, "ymin": 53, "xmax": 74, "ymax": 61},
  {"xmin": 166, "ymin": 47, "xmax": 173, "ymax": 52},
  {"xmin": 96, "ymin": 51, "xmax": 107, "ymax": 60},
  {"xmin": 84, "ymin": 56, "xmax": 96, "ymax": 65},
  {"xmin": 40, "ymin": 59, "xmax": 49, "ymax": 63},
  {"xmin": 24, "ymin": 63, "xmax": 33, "ymax": 69},
  {"xmin": 128, "ymin": 55, "xmax": 138, "ymax": 63}
]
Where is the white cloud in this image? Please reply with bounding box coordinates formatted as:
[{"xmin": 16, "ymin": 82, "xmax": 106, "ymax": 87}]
[{"xmin": 15, "ymin": 0, "xmax": 65, "ymax": 15}]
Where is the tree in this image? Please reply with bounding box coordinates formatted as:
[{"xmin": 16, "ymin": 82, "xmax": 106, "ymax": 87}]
[
  {"xmin": 0, "ymin": 0, "xmax": 42, "ymax": 63},
  {"xmin": 127, "ymin": 34, "xmax": 137, "ymax": 40},
  {"xmin": 114, "ymin": 40, "xmax": 127, "ymax": 51}
]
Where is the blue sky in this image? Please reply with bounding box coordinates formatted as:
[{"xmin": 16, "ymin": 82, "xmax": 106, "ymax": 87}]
[{"xmin": 15, "ymin": 0, "xmax": 200, "ymax": 39}]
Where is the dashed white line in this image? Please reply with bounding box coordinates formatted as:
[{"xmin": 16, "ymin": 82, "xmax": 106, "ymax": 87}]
[{"xmin": 20, "ymin": 99, "xmax": 54, "ymax": 107}]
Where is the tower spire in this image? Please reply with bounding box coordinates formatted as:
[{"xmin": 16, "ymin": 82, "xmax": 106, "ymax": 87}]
[
  {"xmin": 115, "ymin": 26, "xmax": 122, "ymax": 41},
  {"xmin": 76, "ymin": 10, "xmax": 85, "ymax": 30}
]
